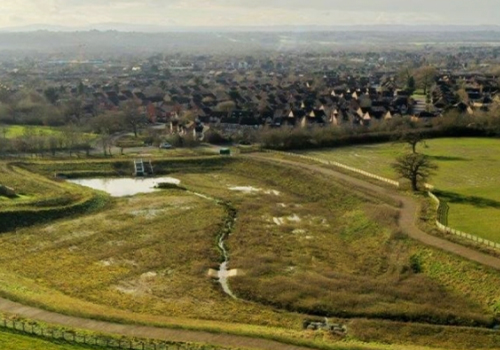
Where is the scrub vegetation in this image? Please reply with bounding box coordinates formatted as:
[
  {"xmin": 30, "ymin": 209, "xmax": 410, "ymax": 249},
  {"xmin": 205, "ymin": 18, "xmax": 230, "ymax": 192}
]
[{"xmin": 0, "ymin": 155, "xmax": 499, "ymax": 350}]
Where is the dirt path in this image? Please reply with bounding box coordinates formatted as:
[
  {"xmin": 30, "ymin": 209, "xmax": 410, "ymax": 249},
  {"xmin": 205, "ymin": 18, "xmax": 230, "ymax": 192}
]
[
  {"xmin": 0, "ymin": 153, "xmax": 499, "ymax": 350},
  {"xmin": 0, "ymin": 298, "xmax": 314, "ymax": 350},
  {"xmin": 246, "ymin": 154, "xmax": 500, "ymax": 271}
]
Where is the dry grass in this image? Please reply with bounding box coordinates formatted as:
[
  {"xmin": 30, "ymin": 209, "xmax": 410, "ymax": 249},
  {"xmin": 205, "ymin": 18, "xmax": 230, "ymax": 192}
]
[{"xmin": 0, "ymin": 157, "xmax": 498, "ymax": 350}]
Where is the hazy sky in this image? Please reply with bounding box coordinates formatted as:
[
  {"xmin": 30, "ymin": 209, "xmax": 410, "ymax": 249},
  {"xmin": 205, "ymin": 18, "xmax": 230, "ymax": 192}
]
[{"xmin": 1, "ymin": 0, "xmax": 499, "ymax": 28}]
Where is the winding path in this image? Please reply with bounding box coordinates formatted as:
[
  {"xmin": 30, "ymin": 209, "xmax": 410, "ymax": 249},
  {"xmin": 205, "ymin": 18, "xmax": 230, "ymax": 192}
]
[
  {"xmin": 246, "ymin": 154, "xmax": 500, "ymax": 271},
  {"xmin": 0, "ymin": 298, "xmax": 311, "ymax": 350},
  {"xmin": 0, "ymin": 153, "xmax": 499, "ymax": 350}
]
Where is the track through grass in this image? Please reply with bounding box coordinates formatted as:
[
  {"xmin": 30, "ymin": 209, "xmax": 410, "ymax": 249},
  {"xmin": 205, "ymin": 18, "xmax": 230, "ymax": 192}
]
[{"xmin": 300, "ymin": 138, "xmax": 500, "ymax": 242}]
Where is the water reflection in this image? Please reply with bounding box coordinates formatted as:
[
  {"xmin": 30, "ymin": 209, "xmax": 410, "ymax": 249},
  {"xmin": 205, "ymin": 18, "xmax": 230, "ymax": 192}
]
[{"xmin": 68, "ymin": 177, "xmax": 180, "ymax": 197}]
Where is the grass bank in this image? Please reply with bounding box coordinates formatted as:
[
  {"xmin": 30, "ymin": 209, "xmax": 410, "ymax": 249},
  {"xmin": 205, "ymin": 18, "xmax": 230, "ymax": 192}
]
[{"xmin": 299, "ymin": 138, "xmax": 500, "ymax": 242}]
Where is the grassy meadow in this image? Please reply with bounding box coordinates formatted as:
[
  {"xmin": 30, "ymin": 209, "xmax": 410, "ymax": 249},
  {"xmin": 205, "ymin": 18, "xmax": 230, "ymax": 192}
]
[
  {"xmin": 0, "ymin": 125, "xmax": 60, "ymax": 139},
  {"xmin": 299, "ymin": 138, "xmax": 500, "ymax": 242},
  {"xmin": 0, "ymin": 329, "xmax": 93, "ymax": 350},
  {"xmin": 0, "ymin": 156, "xmax": 499, "ymax": 350}
]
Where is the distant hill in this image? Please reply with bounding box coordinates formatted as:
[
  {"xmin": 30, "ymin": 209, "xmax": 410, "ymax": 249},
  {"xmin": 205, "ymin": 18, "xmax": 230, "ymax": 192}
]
[
  {"xmin": 1, "ymin": 23, "xmax": 500, "ymax": 33},
  {"xmin": 0, "ymin": 28, "xmax": 499, "ymax": 58}
]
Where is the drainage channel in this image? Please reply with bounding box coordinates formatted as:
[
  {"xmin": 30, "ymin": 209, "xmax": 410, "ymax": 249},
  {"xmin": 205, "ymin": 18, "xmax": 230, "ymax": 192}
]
[{"xmin": 191, "ymin": 192, "xmax": 238, "ymax": 299}]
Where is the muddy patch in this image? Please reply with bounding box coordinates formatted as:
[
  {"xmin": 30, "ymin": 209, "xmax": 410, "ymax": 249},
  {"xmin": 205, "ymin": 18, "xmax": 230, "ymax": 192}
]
[{"xmin": 115, "ymin": 271, "xmax": 158, "ymax": 296}]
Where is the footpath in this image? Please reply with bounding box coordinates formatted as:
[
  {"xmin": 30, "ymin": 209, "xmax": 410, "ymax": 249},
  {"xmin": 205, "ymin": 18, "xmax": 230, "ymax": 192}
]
[
  {"xmin": 0, "ymin": 154, "xmax": 499, "ymax": 350},
  {"xmin": 247, "ymin": 154, "xmax": 500, "ymax": 270}
]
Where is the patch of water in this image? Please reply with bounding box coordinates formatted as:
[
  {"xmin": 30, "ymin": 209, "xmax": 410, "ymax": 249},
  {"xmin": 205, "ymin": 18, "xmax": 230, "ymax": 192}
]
[
  {"xmin": 229, "ymin": 186, "xmax": 260, "ymax": 194},
  {"xmin": 68, "ymin": 177, "xmax": 180, "ymax": 197},
  {"xmin": 273, "ymin": 217, "xmax": 284, "ymax": 226},
  {"xmin": 217, "ymin": 229, "xmax": 237, "ymax": 299},
  {"xmin": 229, "ymin": 186, "xmax": 280, "ymax": 196}
]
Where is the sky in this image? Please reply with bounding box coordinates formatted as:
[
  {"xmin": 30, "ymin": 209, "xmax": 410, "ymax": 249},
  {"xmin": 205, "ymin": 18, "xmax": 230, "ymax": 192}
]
[{"xmin": 1, "ymin": 0, "xmax": 499, "ymax": 29}]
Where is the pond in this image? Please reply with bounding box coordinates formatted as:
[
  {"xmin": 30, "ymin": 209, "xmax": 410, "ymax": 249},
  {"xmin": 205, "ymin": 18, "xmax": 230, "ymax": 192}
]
[{"xmin": 68, "ymin": 177, "xmax": 181, "ymax": 197}]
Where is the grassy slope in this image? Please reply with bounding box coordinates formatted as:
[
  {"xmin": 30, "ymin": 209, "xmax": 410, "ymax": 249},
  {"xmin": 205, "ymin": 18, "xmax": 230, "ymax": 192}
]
[
  {"xmin": 301, "ymin": 138, "xmax": 500, "ymax": 242},
  {"xmin": 0, "ymin": 157, "xmax": 499, "ymax": 350},
  {"xmin": 0, "ymin": 162, "xmax": 97, "ymax": 210}
]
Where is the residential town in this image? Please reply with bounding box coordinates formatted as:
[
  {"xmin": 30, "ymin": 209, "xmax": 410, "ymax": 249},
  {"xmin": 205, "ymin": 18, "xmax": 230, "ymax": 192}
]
[
  {"xmin": 1, "ymin": 45, "xmax": 499, "ymax": 143},
  {"xmin": 1, "ymin": 4, "xmax": 500, "ymax": 349}
]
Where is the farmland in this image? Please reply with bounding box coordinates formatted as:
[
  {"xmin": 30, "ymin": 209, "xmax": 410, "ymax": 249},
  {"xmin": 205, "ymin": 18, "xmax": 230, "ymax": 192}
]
[
  {"xmin": 300, "ymin": 138, "xmax": 500, "ymax": 242},
  {"xmin": 0, "ymin": 155, "xmax": 499, "ymax": 350}
]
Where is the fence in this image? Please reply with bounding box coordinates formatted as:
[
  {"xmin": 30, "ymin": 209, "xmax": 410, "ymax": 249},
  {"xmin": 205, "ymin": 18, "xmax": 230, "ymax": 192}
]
[
  {"xmin": 427, "ymin": 192, "xmax": 500, "ymax": 250},
  {"xmin": 265, "ymin": 150, "xmax": 400, "ymax": 188},
  {"xmin": 0, "ymin": 317, "xmax": 234, "ymax": 350}
]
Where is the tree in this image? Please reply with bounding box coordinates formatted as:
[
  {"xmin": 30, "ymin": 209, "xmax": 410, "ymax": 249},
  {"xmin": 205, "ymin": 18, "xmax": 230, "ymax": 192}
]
[
  {"xmin": 61, "ymin": 124, "xmax": 81, "ymax": 157},
  {"xmin": 399, "ymin": 131, "xmax": 427, "ymax": 154},
  {"xmin": 407, "ymin": 76, "xmax": 416, "ymax": 95},
  {"xmin": 414, "ymin": 66, "xmax": 438, "ymax": 95},
  {"xmin": 392, "ymin": 153, "xmax": 437, "ymax": 191},
  {"xmin": 64, "ymin": 98, "xmax": 84, "ymax": 124},
  {"xmin": 43, "ymin": 87, "xmax": 60, "ymax": 105},
  {"xmin": 120, "ymin": 101, "xmax": 146, "ymax": 137},
  {"xmin": 91, "ymin": 112, "xmax": 122, "ymax": 156},
  {"xmin": 77, "ymin": 81, "xmax": 85, "ymax": 96},
  {"xmin": 215, "ymin": 101, "xmax": 236, "ymax": 113}
]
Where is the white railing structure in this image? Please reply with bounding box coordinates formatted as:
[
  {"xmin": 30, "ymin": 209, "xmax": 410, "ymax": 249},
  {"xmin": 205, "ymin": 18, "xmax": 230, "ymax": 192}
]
[
  {"xmin": 264, "ymin": 149, "xmax": 500, "ymax": 251},
  {"xmin": 427, "ymin": 192, "xmax": 500, "ymax": 250},
  {"xmin": 265, "ymin": 150, "xmax": 400, "ymax": 187}
]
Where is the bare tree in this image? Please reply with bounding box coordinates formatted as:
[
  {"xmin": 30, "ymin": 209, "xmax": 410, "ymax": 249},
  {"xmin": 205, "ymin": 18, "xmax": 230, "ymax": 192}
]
[
  {"xmin": 414, "ymin": 66, "xmax": 438, "ymax": 95},
  {"xmin": 64, "ymin": 98, "xmax": 84, "ymax": 124},
  {"xmin": 48, "ymin": 136, "xmax": 60, "ymax": 156},
  {"xmin": 399, "ymin": 131, "xmax": 427, "ymax": 154},
  {"xmin": 392, "ymin": 153, "xmax": 437, "ymax": 191},
  {"xmin": 91, "ymin": 113, "xmax": 121, "ymax": 156},
  {"xmin": 120, "ymin": 101, "xmax": 146, "ymax": 137},
  {"xmin": 61, "ymin": 124, "xmax": 81, "ymax": 157}
]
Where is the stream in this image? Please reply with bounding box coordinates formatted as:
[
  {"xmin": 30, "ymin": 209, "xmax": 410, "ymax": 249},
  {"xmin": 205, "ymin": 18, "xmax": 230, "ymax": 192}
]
[
  {"xmin": 65, "ymin": 178, "xmax": 238, "ymax": 299},
  {"xmin": 191, "ymin": 192, "xmax": 238, "ymax": 299}
]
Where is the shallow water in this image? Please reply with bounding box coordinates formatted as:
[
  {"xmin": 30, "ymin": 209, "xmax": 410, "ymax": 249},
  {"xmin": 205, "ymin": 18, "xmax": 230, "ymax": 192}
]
[
  {"xmin": 218, "ymin": 238, "xmax": 237, "ymax": 299},
  {"xmin": 68, "ymin": 177, "xmax": 180, "ymax": 197}
]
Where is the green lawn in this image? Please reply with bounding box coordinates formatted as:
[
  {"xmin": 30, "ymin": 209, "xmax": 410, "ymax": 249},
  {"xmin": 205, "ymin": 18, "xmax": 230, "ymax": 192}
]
[
  {"xmin": 300, "ymin": 138, "xmax": 500, "ymax": 242},
  {"xmin": 0, "ymin": 125, "xmax": 60, "ymax": 139},
  {"xmin": 0, "ymin": 329, "xmax": 92, "ymax": 350}
]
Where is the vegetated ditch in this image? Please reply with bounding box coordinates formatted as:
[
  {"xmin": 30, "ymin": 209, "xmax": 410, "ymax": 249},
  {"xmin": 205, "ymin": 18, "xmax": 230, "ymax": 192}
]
[
  {"xmin": 189, "ymin": 191, "xmax": 238, "ymax": 299},
  {"xmin": 216, "ymin": 201, "xmax": 238, "ymax": 299}
]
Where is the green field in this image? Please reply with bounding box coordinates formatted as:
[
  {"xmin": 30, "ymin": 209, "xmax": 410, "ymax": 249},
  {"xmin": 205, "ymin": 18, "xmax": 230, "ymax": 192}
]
[
  {"xmin": 0, "ymin": 125, "xmax": 60, "ymax": 139},
  {"xmin": 0, "ymin": 329, "xmax": 93, "ymax": 350},
  {"xmin": 0, "ymin": 157, "xmax": 499, "ymax": 350},
  {"xmin": 300, "ymin": 138, "xmax": 500, "ymax": 242}
]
